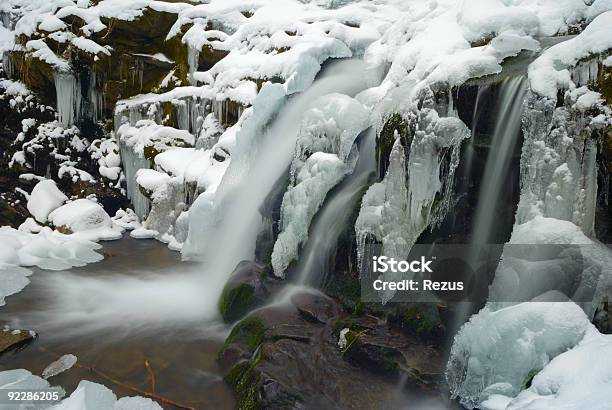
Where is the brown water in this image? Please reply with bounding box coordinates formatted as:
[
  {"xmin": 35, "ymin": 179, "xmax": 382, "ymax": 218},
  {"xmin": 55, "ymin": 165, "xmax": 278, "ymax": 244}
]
[{"xmin": 0, "ymin": 237, "xmax": 235, "ymax": 410}]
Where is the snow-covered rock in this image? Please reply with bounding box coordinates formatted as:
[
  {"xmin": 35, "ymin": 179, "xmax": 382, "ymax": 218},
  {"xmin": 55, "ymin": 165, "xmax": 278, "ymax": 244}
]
[
  {"xmin": 27, "ymin": 180, "xmax": 68, "ymax": 223},
  {"xmin": 48, "ymin": 199, "xmax": 123, "ymax": 241}
]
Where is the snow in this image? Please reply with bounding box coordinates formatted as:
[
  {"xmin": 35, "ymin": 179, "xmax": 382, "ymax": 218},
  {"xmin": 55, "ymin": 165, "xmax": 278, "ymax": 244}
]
[
  {"xmin": 48, "ymin": 199, "xmax": 124, "ymax": 241},
  {"xmin": 488, "ymin": 327, "xmax": 612, "ymax": 410},
  {"xmin": 112, "ymin": 209, "xmax": 141, "ymax": 230},
  {"xmin": 117, "ymin": 120, "xmax": 195, "ymax": 156},
  {"xmin": 447, "ymin": 302, "xmax": 592, "ymax": 409},
  {"xmin": 529, "ymin": 11, "xmax": 612, "ymax": 99},
  {"xmin": 136, "ymin": 169, "xmax": 171, "ymax": 192},
  {"xmin": 27, "ymin": 179, "xmax": 68, "ymax": 224}
]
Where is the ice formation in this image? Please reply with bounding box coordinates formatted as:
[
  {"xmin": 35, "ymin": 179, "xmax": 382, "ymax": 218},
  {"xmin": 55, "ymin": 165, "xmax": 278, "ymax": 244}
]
[
  {"xmin": 271, "ymin": 94, "xmax": 369, "ymax": 276},
  {"xmin": 447, "ymin": 302, "xmax": 594, "ymax": 409}
]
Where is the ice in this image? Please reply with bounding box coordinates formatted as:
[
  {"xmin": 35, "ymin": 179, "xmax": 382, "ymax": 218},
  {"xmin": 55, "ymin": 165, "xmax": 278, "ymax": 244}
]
[
  {"xmin": 54, "ymin": 70, "xmax": 81, "ymax": 128},
  {"xmin": 491, "ymin": 327, "xmax": 612, "ymax": 410},
  {"xmin": 355, "ymin": 105, "xmax": 469, "ymax": 298},
  {"xmin": 27, "ymin": 179, "xmax": 68, "ymax": 224},
  {"xmin": 272, "ymin": 152, "xmax": 350, "ymax": 276},
  {"xmin": 0, "ymin": 369, "xmax": 64, "ymax": 409},
  {"xmin": 271, "ymin": 94, "xmax": 369, "ymax": 276},
  {"xmin": 111, "ymin": 209, "xmax": 140, "ymax": 231},
  {"xmin": 48, "ymin": 199, "xmax": 124, "ymax": 241},
  {"xmin": 42, "ymin": 354, "xmax": 78, "ymax": 379},
  {"xmin": 446, "ymin": 302, "xmax": 592, "ymax": 409}
]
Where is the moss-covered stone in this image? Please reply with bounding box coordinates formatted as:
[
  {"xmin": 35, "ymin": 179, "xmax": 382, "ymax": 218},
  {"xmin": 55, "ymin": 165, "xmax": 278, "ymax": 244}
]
[
  {"xmin": 222, "ymin": 315, "xmax": 267, "ymax": 356},
  {"xmin": 219, "ymin": 283, "xmax": 256, "ymax": 323},
  {"xmin": 224, "ymin": 359, "xmax": 263, "ymax": 410},
  {"xmin": 218, "ymin": 261, "xmax": 270, "ymax": 323}
]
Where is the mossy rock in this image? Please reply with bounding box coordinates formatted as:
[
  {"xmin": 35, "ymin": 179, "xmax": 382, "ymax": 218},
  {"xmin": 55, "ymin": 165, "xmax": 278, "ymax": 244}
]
[
  {"xmin": 224, "ymin": 359, "xmax": 263, "ymax": 410},
  {"xmin": 222, "ymin": 315, "xmax": 267, "ymax": 356},
  {"xmin": 219, "ymin": 261, "xmax": 270, "ymax": 323}
]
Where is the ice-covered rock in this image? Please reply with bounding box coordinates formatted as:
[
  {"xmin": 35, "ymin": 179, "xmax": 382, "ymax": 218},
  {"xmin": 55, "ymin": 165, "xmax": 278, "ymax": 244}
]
[
  {"xmin": 271, "ymin": 94, "xmax": 369, "ymax": 276},
  {"xmin": 483, "ymin": 326, "xmax": 612, "ymax": 410},
  {"xmin": 27, "ymin": 179, "xmax": 68, "ymax": 223},
  {"xmin": 447, "ymin": 302, "xmax": 592, "ymax": 409}
]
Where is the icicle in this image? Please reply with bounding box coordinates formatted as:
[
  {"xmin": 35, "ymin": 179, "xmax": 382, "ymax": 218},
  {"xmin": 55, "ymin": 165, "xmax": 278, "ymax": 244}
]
[
  {"xmin": 187, "ymin": 46, "xmax": 200, "ymax": 86},
  {"xmin": 118, "ymin": 140, "xmax": 151, "ymax": 219},
  {"xmin": 53, "ymin": 70, "xmax": 81, "ymax": 128}
]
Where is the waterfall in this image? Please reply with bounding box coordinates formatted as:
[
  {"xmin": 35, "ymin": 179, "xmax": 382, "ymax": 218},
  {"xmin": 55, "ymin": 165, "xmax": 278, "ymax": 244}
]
[
  {"xmin": 182, "ymin": 59, "xmax": 376, "ymax": 315},
  {"xmin": 470, "ymin": 76, "xmax": 527, "ymax": 245},
  {"xmin": 293, "ymin": 128, "xmax": 377, "ymax": 287},
  {"xmin": 53, "ymin": 71, "xmax": 81, "ymax": 128}
]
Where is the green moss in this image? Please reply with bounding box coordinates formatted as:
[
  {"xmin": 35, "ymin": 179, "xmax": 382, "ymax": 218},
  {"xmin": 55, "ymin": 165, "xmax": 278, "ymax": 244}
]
[
  {"xmin": 222, "ymin": 315, "xmax": 266, "ymax": 354},
  {"xmin": 219, "ymin": 283, "xmax": 256, "ymax": 323},
  {"xmin": 224, "ymin": 359, "xmax": 262, "ymax": 410}
]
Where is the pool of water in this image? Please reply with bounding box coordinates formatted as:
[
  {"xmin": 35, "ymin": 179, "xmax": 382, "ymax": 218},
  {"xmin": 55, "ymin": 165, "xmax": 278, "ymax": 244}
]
[{"xmin": 0, "ymin": 236, "xmax": 235, "ymax": 409}]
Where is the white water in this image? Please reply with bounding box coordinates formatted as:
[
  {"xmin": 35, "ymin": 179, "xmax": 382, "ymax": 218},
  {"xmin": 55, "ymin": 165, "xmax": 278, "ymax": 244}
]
[{"xmin": 293, "ymin": 128, "xmax": 376, "ymax": 287}]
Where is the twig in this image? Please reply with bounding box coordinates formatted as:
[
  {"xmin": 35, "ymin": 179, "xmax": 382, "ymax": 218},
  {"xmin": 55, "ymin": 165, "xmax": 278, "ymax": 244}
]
[
  {"xmin": 144, "ymin": 360, "xmax": 156, "ymax": 394},
  {"xmin": 39, "ymin": 347, "xmax": 196, "ymax": 410}
]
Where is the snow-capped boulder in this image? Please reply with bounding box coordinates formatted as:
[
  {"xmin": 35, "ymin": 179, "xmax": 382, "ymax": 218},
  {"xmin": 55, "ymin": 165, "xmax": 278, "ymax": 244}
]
[
  {"xmin": 48, "ymin": 199, "xmax": 123, "ymax": 240},
  {"xmin": 27, "ymin": 180, "xmax": 68, "ymax": 223}
]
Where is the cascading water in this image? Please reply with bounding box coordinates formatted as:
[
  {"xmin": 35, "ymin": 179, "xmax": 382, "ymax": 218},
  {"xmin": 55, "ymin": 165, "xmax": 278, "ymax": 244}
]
[
  {"xmin": 292, "ymin": 128, "xmax": 377, "ymax": 287},
  {"xmin": 451, "ymin": 76, "xmax": 527, "ymax": 330},
  {"xmin": 21, "ymin": 59, "xmax": 378, "ymax": 337},
  {"xmin": 470, "ymin": 76, "xmax": 527, "ymax": 246}
]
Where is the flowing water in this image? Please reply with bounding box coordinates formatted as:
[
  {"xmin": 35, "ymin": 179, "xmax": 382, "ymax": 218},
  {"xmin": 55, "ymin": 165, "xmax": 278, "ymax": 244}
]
[
  {"xmin": 291, "ymin": 127, "xmax": 377, "ymax": 287},
  {"xmin": 0, "ymin": 237, "xmax": 234, "ymax": 409},
  {"xmin": 470, "ymin": 76, "xmax": 527, "ymax": 246}
]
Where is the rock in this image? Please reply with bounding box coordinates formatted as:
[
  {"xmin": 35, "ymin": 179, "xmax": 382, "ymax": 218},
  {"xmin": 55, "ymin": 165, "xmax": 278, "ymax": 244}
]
[
  {"xmin": 220, "ymin": 291, "xmax": 449, "ymax": 410},
  {"xmin": 0, "ymin": 326, "xmax": 36, "ymax": 356},
  {"xmin": 219, "ymin": 261, "xmax": 270, "ymax": 323}
]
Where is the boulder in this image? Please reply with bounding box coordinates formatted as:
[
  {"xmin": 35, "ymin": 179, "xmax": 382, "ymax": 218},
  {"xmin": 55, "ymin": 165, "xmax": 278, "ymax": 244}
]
[{"xmin": 219, "ymin": 261, "xmax": 270, "ymax": 323}]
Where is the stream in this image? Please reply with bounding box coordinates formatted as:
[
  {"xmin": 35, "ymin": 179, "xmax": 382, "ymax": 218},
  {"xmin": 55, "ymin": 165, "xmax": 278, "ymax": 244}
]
[{"xmin": 0, "ymin": 237, "xmax": 235, "ymax": 409}]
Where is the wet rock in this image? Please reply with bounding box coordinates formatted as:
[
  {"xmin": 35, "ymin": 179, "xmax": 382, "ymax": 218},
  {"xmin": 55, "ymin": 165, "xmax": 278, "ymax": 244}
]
[
  {"xmin": 220, "ymin": 291, "xmax": 448, "ymax": 410},
  {"xmin": 219, "ymin": 261, "xmax": 271, "ymax": 323},
  {"xmin": 0, "ymin": 326, "xmax": 36, "ymax": 356}
]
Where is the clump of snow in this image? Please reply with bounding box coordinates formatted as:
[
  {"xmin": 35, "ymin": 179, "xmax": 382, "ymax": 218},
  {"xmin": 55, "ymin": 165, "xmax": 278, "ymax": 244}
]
[
  {"xmin": 529, "ymin": 11, "xmax": 612, "ymax": 100},
  {"xmin": 447, "ymin": 302, "xmax": 592, "ymax": 409},
  {"xmin": 112, "ymin": 209, "xmax": 141, "ymax": 230},
  {"xmin": 48, "ymin": 199, "xmax": 124, "ymax": 241},
  {"xmin": 27, "ymin": 179, "xmax": 68, "ymax": 223},
  {"xmin": 117, "ymin": 120, "xmax": 195, "ymax": 156}
]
